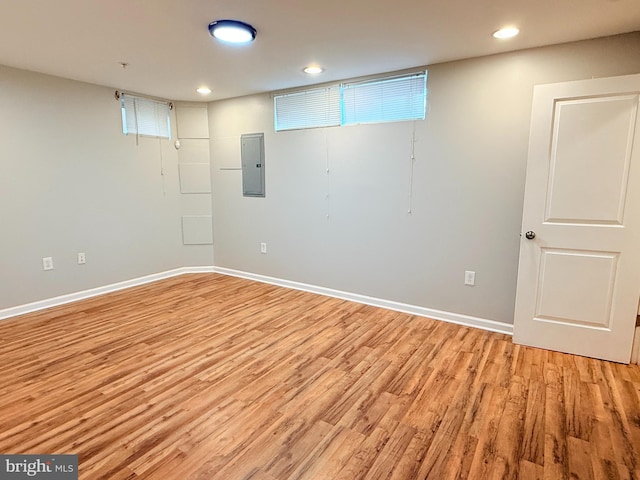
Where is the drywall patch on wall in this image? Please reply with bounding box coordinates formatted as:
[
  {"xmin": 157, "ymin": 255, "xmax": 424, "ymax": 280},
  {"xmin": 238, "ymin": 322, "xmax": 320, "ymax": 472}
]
[
  {"xmin": 178, "ymin": 138, "xmax": 211, "ymax": 164},
  {"xmin": 175, "ymin": 104, "xmax": 214, "ymax": 259},
  {"xmin": 179, "ymin": 163, "xmax": 212, "ymax": 193},
  {"xmin": 176, "ymin": 107, "xmax": 210, "ymax": 139}
]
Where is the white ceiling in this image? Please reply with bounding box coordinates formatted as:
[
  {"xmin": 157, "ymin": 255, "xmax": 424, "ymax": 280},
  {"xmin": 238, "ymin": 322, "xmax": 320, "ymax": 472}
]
[{"xmin": 0, "ymin": 0, "xmax": 638, "ymax": 102}]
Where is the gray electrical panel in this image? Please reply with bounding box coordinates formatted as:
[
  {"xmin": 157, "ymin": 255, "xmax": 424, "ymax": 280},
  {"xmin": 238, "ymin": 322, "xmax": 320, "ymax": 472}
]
[{"xmin": 241, "ymin": 133, "xmax": 265, "ymax": 197}]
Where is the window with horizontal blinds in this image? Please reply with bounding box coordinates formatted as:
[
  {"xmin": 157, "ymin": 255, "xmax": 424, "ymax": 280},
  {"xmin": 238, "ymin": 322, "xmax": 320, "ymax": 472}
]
[
  {"xmin": 120, "ymin": 93, "xmax": 171, "ymax": 139},
  {"xmin": 274, "ymin": 86, "xmax": 341, "ymax": 131},
  {"xmin": 273, "ymin": 72, "xmax": 427, "ymax": 132},
  {"xmin": 341, "ymin": 72, "xmax": 427, "ymax": 125}
]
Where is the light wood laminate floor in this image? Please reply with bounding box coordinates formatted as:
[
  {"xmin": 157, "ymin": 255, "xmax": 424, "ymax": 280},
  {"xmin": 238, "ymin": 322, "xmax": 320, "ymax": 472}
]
[{"xmin": 1, "ymin": 274, "xmax": 639, "ymax": 479}]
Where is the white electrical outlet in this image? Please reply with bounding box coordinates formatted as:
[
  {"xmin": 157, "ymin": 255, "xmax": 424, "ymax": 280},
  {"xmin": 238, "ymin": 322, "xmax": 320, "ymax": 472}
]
[
  {"xmin": 260, "ymin": 242, "xmax": 267, "ymax": 254},
  {"xmin": 42, "ymin": 257, "xmax": 54, "ymax": 271},
  {"xmin": 464, "ymin": 270, "xmax": 475, "ymax": 286},
  {"xmin": 78, "ymin": 252, "xmax": 86, "ymax": 265}
]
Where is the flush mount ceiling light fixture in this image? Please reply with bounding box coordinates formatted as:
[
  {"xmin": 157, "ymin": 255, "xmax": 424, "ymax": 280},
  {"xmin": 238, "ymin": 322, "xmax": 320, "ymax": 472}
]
[
  {"xmin": 303, "ymin": 65, "xmax": 323, "ymax": 74},
  {"xmin": 493, "ymin": 26, "xmax": 520, "ymax": 39},
  {"xmin": 196, "ymin": 87, "xmax": 212, "ymax": 95},
  {"xmin": 209, "ymin": 19, "xmax": 257, "ymax": 44}
]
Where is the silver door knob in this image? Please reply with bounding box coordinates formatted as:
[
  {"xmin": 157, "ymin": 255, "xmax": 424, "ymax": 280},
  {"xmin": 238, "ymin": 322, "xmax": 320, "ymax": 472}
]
[{"xmin": 525, "ymin": 231, "xmax": 536, "ymax": 240}]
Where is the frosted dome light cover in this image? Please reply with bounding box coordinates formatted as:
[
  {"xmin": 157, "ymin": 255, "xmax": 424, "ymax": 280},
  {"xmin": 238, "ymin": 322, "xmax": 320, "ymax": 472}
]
[{"xmin": 209, "ymin": 20, "xmax": 257, "ymax": 44}]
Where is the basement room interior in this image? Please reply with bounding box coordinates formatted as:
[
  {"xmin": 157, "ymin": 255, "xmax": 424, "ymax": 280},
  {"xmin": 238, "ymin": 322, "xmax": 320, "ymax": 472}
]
[{"xmin": 0, "ymin": 1, "xmax": 639, "ymax": 478}]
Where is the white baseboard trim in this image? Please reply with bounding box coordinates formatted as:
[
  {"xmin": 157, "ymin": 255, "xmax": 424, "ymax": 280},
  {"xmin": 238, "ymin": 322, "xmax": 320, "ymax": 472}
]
[
  {"xmin": 213, "ymin": 267, "xmax": 514, "ymax": 336},
  {"xmin": 632, "ymin": 326, "xmax": 640, "ymax": 365},
  {"xmin": 1, "ymin": 265, "xmax": 513, "ymax": 336},
  {"xmin": 182, "ymin": 266, "xmax": 217, "ymax": 274},
  {"xmin": 0, "ymin": 267, "xmax": 213, "ymax": 320}
]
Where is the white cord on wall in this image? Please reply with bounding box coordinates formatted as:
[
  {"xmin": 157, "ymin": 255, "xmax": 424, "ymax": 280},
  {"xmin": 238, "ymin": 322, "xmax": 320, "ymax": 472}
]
[
  {"xmin": 325, "ymin": 130, "xmax": 331, "ymax": 220},
  {"xmin": 408, "ymin": 121, "xmax": 417, "ymax": 214},
  {"xmin": 158, "ymin": 136, "xmax": 166, "ymax": 196}
]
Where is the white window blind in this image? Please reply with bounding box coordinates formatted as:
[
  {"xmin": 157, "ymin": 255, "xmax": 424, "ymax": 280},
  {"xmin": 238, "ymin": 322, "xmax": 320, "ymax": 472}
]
[
  {"xmin": 120, "ymin": 93, "xmax": 171, "ymax": 139},
  {"xmin": 274, "ymin": 86, "xmax": 341, "ymax": 131},
  {"xmin": 273, "ymin": 72, "xmax": 427, "ymax": 132},
  {"xmin": 342, "ymin": 72, "xmax": 427, "ymax": 125}
]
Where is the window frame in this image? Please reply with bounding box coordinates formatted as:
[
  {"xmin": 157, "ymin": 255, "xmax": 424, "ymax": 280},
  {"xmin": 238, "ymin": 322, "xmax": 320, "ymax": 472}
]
[
  {"xmin": 341, "ymin": 72, "xmax": 427, "ymax": 126},
  {"xmin": 120, "ymin": 92, "xmax": 172, "ymax": 139},
  {"xmin": 273, "ymin": 71, "xmax": 427, "ymax": 132},
  {"xmin": 274, "ymin": 85, "xmax": 341, "ymax": 132}
]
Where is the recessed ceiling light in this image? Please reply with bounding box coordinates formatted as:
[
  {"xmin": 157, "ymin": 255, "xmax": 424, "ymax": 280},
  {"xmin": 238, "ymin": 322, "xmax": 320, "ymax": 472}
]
[
  {"xmin": 208, "ymin": 20, "xmax": 257, "ymax": 44},
  {"xmin": 303, "ymin": 65, "xmax": 323, "ymax": 74},
  {"xmin": 493, "ymin": 27, "xmax": 520, "ymax": 39},
  {"xmin": 197, "ymin": 87, "xmax": 212, "ymax": 95}
]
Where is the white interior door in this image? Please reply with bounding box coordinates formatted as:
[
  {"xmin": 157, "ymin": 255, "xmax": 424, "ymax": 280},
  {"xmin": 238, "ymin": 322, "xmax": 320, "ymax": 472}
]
[{"xmin": 514, "ymin": 74, "xmax": 640, "ymax": 363}]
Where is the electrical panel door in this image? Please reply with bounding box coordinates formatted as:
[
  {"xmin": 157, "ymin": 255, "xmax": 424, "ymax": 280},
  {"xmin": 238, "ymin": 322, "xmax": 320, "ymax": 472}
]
[{"xmin": 241, "ymin": 133, "xmax": 265, "ymax": 197}]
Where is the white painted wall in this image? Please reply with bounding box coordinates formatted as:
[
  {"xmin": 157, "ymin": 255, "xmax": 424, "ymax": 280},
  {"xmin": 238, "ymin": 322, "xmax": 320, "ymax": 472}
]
[
  {"xmin": 0, "ymin": 66, "xmax": 211, "ymax": 309},
  {"xmin": 208, "ymin": 33, "xmax": 640, "ymax": 324}
]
